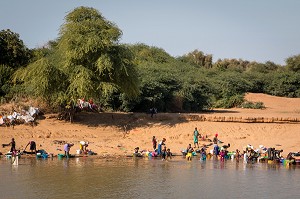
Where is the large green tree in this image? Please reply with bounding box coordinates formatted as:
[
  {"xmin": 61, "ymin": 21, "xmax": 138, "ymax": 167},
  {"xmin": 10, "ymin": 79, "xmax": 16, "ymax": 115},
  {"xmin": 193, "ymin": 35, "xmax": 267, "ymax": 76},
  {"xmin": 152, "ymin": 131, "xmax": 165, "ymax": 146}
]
[{"xmin": 14, "ymin": 6, "xmax": 139, "ymax": 106}]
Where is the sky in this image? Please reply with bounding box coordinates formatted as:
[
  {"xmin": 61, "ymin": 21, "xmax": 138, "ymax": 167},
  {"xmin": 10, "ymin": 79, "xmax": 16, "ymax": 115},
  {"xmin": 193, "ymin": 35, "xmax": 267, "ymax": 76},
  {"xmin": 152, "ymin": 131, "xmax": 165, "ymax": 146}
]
[{"xmin": 1, "ymin": 0, "xmax": 300, "ymax": 65}]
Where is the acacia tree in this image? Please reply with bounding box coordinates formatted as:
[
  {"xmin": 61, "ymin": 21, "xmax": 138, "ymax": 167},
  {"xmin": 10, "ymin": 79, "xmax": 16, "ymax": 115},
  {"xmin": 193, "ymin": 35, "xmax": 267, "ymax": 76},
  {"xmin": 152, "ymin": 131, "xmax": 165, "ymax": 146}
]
[{"xmin": 14, "ymin": 7, "xmax": 139, "ymax": 106}]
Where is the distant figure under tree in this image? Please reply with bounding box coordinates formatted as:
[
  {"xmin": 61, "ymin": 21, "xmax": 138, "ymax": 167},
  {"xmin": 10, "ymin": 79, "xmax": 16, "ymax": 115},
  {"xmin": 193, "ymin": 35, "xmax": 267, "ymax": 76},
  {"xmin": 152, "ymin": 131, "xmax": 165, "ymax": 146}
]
[{"xmin": 150, "ymin": 107, "xmax": 157, "ymax": 118}]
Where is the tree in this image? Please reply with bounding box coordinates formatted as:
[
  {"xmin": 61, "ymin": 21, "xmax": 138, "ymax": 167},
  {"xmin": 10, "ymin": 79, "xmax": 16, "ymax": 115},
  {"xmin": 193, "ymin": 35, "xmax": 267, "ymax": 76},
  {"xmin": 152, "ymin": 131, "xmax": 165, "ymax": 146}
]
[
  {"xmin": 0, "ymin": 29, "xmax": 32, "ymax": 98},
  {"xmin": 0, "ymin": 64, "xmax": 14, "ymax": 97},
  {"xmin": 0, "ymin": 29, "xmax": 31, "ymax": 68},
  {"xmin": 129, "ymin": 43, "xmax": 175, "ymax": 64},
  {"xmin": 14, "ymin": 6, "xmax": 139, "ymax": 106},
  {"xmin": 286, "ymin": 54, "xmax": 300, "ymax": 72},
  {"xmin": 178, "ymin": 49, "xmax": 213, "ymax": 68}
]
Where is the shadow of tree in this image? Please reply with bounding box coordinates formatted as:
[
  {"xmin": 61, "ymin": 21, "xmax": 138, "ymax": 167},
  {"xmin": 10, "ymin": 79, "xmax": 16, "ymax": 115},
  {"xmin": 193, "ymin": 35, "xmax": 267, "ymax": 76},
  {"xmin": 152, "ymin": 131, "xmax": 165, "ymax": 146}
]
[
  {"xmin": 72, "ymin": 112, "xmax": 190, "ymax": 131},
  {"xmin": 202, "ymin": 109, "xmax": 240, "ymax": 114}
]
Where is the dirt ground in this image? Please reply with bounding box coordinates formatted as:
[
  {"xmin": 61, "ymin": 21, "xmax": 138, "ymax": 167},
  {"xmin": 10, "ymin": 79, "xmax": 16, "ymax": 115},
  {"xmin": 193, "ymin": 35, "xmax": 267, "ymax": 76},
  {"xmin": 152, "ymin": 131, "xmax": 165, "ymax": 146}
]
[{"xmin": 1, "ymin": 93, "xmax": 300, "ymax": 157}]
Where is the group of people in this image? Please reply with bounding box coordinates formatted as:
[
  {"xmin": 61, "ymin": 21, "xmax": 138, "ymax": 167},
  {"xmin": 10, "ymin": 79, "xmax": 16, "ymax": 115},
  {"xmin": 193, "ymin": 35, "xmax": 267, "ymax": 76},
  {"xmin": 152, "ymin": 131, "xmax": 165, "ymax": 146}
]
[
  {"xmin": 64, "ymin": 141, "xmax": 92, "ymax": 157},
  {"xmin": 2, "ymin": 138, "xmax": 37, "ymax": 155},
  {"xmin": 184, "ymin": 128, "xmax": 233, "ymax": 161},
  {"xmin": 134, "ymin": 136, "xmax": 172, "ymax": 160},
  {"xmin": 3, "ymin": 128, "xmax": 289, "ymax": 163},
  {"xmin": 2, "ymin": 138, "xmax": 93, "ymax": 158},
  {"xmin": 184, "ymin": 144, "xmax": 207, "ymax": 161},
  {"xmin": 153, "ymin": 136, "xmax": 172, "ymax": 160},
  {"xmin": 77, "ymin": 98, "xmax": 98, "ymax": 112},
  {"xmin": 184, "ymin": 127, "xmax": 210, "ymax": 161}
]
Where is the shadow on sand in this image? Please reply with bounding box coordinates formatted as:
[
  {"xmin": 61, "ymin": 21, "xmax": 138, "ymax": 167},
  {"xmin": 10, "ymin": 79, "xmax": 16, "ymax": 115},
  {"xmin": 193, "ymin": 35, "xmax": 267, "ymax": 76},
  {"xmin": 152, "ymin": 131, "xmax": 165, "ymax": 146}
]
[{"xmin": 72, "ymin": 112, "xmax": 190, "ymax": 131}]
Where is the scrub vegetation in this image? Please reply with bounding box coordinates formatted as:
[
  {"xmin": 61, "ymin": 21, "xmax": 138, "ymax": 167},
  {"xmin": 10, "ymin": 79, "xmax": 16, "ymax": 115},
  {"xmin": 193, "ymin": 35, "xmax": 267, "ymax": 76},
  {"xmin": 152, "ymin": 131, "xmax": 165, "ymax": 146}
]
[{"xmin": 1, "ymin": 6, "xmax": 300, "ymax": 113}]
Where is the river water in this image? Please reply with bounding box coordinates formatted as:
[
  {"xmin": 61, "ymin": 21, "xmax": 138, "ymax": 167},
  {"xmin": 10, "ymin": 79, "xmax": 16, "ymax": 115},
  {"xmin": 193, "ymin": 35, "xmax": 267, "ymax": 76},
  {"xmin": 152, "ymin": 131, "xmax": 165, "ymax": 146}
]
[{"xmin": 0, "ymin": 156, "xmax": 300, "ymax": 199}]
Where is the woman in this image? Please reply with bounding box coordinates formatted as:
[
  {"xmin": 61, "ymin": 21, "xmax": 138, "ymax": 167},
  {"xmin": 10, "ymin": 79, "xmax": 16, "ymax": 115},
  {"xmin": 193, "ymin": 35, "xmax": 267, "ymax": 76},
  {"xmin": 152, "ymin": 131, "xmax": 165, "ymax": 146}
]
[{"xmin": 64, "ymin": 143, "xmax": 74, "ymax": 157}]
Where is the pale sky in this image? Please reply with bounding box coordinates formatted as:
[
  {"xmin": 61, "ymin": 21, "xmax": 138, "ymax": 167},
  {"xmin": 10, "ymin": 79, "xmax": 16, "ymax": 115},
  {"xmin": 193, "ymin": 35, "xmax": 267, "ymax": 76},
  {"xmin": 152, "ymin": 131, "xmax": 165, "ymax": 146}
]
[{"xmin": 1, "ymin": 0, "xmax": 300, "ymax": 65}]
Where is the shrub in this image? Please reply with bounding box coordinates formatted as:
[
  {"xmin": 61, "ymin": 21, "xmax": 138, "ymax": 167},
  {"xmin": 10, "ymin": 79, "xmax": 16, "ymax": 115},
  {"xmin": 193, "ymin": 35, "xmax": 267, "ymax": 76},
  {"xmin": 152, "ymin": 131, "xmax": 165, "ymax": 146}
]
[{"xmin": 239, "ymin": 101, "xmax": 265, "ymax": 109}]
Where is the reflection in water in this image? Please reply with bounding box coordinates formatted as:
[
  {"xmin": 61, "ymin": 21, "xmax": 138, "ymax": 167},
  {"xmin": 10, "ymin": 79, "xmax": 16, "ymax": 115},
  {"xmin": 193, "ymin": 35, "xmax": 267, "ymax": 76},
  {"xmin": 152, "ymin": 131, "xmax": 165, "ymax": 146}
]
[{"xmin": 1, "ymin": 157, "xmax": 300, "ymax": 199}]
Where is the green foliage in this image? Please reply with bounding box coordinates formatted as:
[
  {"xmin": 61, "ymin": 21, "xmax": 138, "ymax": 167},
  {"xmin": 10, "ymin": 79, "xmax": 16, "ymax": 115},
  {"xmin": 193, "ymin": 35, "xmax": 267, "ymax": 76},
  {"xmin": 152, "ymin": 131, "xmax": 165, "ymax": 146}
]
[
  {"xmin": 243, "ymin": 72, "xmax": 266, "ymax": 93},
  {"xmin": 213, "ymin": 71, "xmax": 252, "ymax": 98},
  {"xmin": 13, "ymin": 57, "xmax": 67, "ymax": 103},
  {"xmin": 58, "ymin": 7, "xmax": 121, "ymax": 66},
  {"xmin": 0, "ymin": 64, "xmax": 14, "ymax": 96},
  {"xmin": 0, "ymin": 29, "xmax": 32, "ymax": 97},
  {"xmin": 264, "ymin": 71, "xmax": 300, "ymax": 97},
  {"xmin": 13, "ymin": 7, "xmax": 139, "ymax": 108},
  {"xmin": 3, "ymin": 7, "xmax": 300, "ymax": 112},
  {"xmin": 0, "ymin": 29, "xmax": 31, "ymax": 68},
  {"xmin": 213, "ymin": 58, "xmax": 250, "ymax": 72},
  {"xmin": 247, "ymin": 61, "xmax": 280, "ymax": 73},
  {"xmin": 129, "ymin": 43, "xmax": 175, "ymax": 64},
  {"xmin": 214, "ymin": 94, "xmax": 245, "ymax": 109},
  {"xmin": 136, "ymin": 65, "xmax": 181, "ymax": 112},
  {"xmin": 179, "ymin": 79, "xmax": 212, "ymax": 111},
  {"xmin": 286, "ymin": 54, "xmax": 300, "ymax": 72},
  {"xmin": 177, "ymin": 49, "xmax": 213, "ymax": 68}
]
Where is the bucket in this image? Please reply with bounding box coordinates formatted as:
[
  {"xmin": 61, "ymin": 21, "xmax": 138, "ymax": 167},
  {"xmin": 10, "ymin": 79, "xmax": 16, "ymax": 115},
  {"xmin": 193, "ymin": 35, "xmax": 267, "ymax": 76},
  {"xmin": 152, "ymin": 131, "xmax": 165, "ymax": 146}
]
[
  {"xmin": 58, "ymin": 154, "xmax": 65, "ymax": 159},
  {"xmin": 76, "ymin": 150, "xmax": 81, "ymax": 155},
  {"xmin": 267, "ymin": 160, "xmax": 273, "ymax": 164},
  {"xmin": 42, "ymin": 154, "xmax": 48, "ymax": 159}
]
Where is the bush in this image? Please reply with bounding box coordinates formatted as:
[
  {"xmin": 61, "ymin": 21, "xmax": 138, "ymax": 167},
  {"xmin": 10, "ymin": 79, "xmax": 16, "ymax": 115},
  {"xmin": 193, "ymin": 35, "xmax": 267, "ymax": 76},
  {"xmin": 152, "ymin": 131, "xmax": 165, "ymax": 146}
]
[
  {"xmin": 213, "ymin": 94, "xmax": 244, "ymax": 108},
  {"xmin": 239, "ymin": 101, "xmax": 265, "ymax": 109}
]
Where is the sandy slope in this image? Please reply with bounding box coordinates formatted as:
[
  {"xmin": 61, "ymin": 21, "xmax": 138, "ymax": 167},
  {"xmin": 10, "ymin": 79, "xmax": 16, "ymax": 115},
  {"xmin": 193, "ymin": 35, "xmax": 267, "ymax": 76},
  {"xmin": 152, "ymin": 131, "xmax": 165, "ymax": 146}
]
[{"xmin": 1, "ymin": 93, "xmax": 300, "ymax": 157}]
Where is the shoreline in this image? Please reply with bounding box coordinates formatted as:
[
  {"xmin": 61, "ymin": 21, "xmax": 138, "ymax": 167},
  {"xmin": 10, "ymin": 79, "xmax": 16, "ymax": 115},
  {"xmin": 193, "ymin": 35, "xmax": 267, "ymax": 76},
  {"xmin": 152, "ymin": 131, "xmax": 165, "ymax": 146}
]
[
  {"xmin": 1, "ymin": 113, "xmax": 300, "ymax": 158},
  {"xmin": 1, "ymin": 93, "xmax": 300, "ymax": 159}
]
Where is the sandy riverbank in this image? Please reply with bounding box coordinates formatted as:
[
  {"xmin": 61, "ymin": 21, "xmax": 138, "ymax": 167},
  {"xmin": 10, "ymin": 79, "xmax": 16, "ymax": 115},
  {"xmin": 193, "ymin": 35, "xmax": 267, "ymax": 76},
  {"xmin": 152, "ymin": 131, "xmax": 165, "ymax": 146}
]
[{"xmin": 1, "ymin": 93, "xmax": 300, "ymax": 157}]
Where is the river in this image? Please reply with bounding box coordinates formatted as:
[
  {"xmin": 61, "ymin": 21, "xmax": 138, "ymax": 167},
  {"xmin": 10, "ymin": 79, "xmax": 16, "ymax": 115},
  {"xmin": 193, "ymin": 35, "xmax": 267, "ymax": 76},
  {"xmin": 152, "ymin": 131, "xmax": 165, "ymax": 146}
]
[{"xmin": 0, "ymin": 156, "xmax": 300, "ymax": 199}]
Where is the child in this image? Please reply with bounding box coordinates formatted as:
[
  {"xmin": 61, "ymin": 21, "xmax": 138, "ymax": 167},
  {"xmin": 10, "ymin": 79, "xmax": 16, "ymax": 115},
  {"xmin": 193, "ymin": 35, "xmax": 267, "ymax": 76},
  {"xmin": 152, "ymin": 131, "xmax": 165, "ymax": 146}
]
[
  {"xmin": 166, "ymin": 148, "xmax": 172, "ymax": 160},
  {"xmin": 186, "ymin": 144, "xmax": 194, "ymax": 161},
  {"xmin": 235, "ymin": 149, "xmax": 240, "ymax": 162},
  {"xmin": 134, "ymin": 147, "xmax": 140, "ymax": 154},
  {"xmin": 152, "ymin": 136, "xmax": 157, "ymax": 151},
  {"xmin": 220, "ymin": 149, "xmax": 225, "ymax": 161},
  {"xmin": 200, "ymin": 147, "xmax": 207, "ymax": 161},
  {"xmin": 161, "ymin": 146, "xmax": 167, "ymax": 160},
  {"xmin": 133, "ymin": 147, "xmax": 142, "ymax": 157}
]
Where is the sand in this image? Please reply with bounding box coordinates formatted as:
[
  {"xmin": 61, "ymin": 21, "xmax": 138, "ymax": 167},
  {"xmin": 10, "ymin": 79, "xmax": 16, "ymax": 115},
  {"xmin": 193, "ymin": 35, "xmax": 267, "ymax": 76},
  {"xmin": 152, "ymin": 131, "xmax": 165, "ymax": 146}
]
[{"xmin": 1, "ymin": 93, "xmax": 300, "ymax": 157}]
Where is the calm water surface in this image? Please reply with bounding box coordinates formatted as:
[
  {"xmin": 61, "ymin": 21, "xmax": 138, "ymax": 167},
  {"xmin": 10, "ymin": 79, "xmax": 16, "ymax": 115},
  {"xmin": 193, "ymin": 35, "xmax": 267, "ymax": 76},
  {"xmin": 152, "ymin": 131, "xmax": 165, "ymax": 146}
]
[{"xmin": 0, "ymin": 157, "xmax": 300, "ymax": 199}]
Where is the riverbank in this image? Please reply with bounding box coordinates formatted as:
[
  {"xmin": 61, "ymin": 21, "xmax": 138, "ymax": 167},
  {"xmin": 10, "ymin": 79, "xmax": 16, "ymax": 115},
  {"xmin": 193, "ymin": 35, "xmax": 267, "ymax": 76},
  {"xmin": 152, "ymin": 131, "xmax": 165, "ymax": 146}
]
[{"xmin": 1, "ymin": 93, "xmax": 300, "ymax": 157}]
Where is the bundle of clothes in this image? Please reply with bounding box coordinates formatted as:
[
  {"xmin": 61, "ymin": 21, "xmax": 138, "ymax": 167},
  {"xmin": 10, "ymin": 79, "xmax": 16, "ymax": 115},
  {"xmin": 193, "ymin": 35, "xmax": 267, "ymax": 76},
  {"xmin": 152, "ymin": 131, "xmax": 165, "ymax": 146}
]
[{"xmin": 0, "ymin": 106, "xmax": 40, "ymax": 126}]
